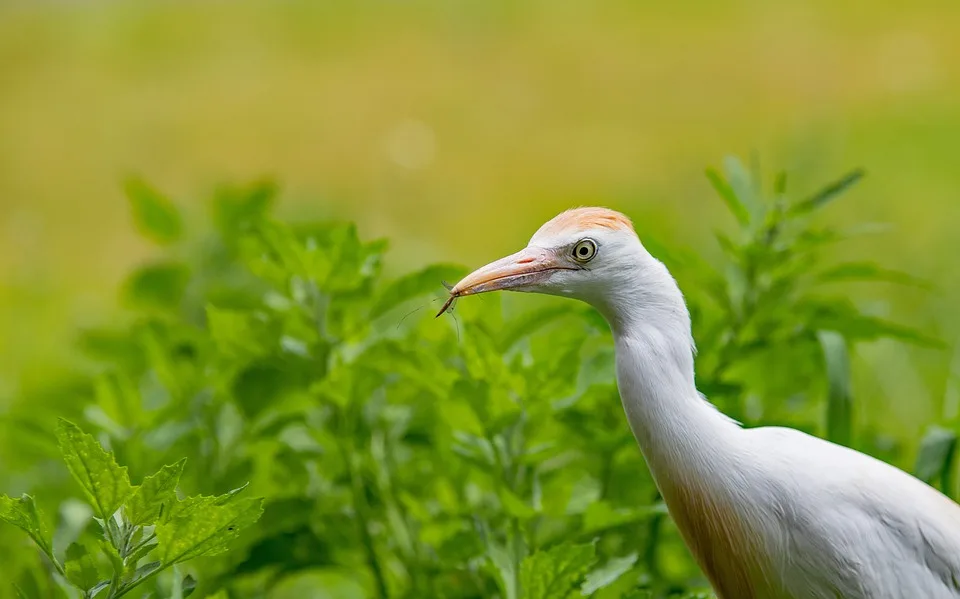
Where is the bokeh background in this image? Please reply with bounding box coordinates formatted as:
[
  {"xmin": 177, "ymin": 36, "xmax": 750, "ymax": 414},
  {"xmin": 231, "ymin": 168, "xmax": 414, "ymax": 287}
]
[{"xmin": 2, "ymin": 0, "xmax": 960, "ymax": 506}]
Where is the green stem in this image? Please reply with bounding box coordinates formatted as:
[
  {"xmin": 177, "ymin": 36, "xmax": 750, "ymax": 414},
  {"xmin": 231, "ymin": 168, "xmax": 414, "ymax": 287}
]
[
  {"xmin": 335, "ymin": 427, "xmax": 388, "ymax": 599},
  {"xmin": 643, "ymin": 491, "xmax": 664, "ymax": 582},
  {"xmin": 112, "ymin": 562, "xmax": 174, "ymax": 599},
  {"xmin": 349, "ymin": 456, "xmax": 389, "ymax": 599}
]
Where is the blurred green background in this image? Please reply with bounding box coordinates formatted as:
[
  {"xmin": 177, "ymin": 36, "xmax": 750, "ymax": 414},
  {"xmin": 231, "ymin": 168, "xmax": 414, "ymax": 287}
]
[{"xmin": 2, "ymin": 0, "xmax": 960, "ymax": 498}]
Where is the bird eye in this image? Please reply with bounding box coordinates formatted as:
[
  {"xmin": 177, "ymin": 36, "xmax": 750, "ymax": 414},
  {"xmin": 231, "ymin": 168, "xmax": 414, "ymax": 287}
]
[{"xmin": 572, "ymin": 239, "xmax": 597, "ymax": 262}]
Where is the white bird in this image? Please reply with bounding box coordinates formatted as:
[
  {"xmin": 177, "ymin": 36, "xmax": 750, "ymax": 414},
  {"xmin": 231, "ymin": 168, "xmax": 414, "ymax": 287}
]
[{"xmin": 439, "ymin": 207, "xmax": 960, "ymax": 599}]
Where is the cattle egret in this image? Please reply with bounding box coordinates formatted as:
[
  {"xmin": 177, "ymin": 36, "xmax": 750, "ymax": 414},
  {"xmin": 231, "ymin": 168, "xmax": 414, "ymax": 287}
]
[{"xmin": 439, "ymin": 207, "xmax": 960, "ymax": 598}]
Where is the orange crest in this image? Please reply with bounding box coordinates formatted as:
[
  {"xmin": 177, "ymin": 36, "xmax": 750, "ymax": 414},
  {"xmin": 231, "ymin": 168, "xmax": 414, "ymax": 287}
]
[{"xmin": 534, "ymin": 207, "xmax": 635, "ymax": 239}]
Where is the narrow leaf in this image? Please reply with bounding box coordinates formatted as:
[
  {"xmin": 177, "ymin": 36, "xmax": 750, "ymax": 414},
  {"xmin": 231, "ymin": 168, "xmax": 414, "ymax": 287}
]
[
  {"xmin": 705, "ymin": 168, "xmax": 749, "ymax": 226},
  {"xmin": 126, "ymin": 459, "xmax": 186, "ymax": 526},
  {"xmin": 773, "ymin": 171, "xmax": 788, "ymax": 195},
  {"xmin": 0, "ymin": 494, "xmax": 53, "ymax": 557},
  {"xmin": 124, "ymin": 177, "xmax": 184, "ymax": 245},
  {"xmin": 816, "ymin": 262, "xmax": 931, "ymax": 288},
  {"xmin": 56, "ymin": 419, "xmax": 133, "ymax": 519},
  {"xmin": 818, "ymin": 331, "xmax": 852, "ymax": 447},
  {"xmin": 520, "ymin": 541, "xmax": 597, "ymax": 599},
  {"xmin": 487, "ymin": 537, "xmax": 519, "ymax": 599},
  {"xmin": 582, "ymin": 501, "xmax": 666, "ymax": 535},
  {"xmin": 723, "ymin": 156, "xmax": 759, "ymax": 220},
  {"xmin": 580, "ymin": 552, "xmax": 638, "ymax": 595},
  {"xmin": 789, "ymin": 169, "xmax": 865, "ymax": 216},
  {"xmin": 915, "ymin": 426, "xmax": 957, "ymax": 495}
]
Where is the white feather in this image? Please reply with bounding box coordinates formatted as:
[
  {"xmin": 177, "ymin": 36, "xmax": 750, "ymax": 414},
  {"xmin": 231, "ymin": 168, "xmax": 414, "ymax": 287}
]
[{"xmin": 527, "ymin": 214, "xmax": 960, "ymax": 598}]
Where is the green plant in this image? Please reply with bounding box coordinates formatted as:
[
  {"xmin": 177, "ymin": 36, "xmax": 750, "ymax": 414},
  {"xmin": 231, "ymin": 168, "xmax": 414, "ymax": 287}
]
[
  {"xmin": 0, "ymin": 158, "xmax": 941, "ymax": 599},
  {"xmin": 0, "ymin": 420, "xmax": 263, "ymax": 599}
]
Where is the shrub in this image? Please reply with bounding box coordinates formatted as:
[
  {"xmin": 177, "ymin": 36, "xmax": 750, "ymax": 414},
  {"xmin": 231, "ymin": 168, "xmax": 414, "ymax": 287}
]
[{"xmin": 1, "ymin": 159, "xmax": 945, "ymax": 598}]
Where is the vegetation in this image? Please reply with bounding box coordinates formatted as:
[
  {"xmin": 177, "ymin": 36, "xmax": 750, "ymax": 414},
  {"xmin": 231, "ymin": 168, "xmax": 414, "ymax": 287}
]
[{"xmin": 1, "ymin": 158, "xmax": 955, "ymax": 598}]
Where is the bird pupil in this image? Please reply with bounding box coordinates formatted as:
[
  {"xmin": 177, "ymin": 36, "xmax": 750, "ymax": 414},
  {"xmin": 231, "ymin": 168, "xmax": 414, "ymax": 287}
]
[{"xmin": 579, "ymin": 247, "xmax": 587, "ymax": 255}]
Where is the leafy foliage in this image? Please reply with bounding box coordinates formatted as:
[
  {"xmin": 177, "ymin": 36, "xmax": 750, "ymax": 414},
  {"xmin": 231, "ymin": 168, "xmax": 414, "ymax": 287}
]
[
  {"xmin": 0, "ymin": 159, "xmax": 944, "ymax": 599},
  {"xmin": 2, "ymin": 420, "xmax": 262, "ymax": 599}
]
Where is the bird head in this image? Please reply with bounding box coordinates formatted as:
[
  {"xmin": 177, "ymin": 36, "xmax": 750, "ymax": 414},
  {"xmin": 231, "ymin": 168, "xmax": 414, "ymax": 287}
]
[{"xmin": 440, "ymin": 207, "xmax": 678, "ymax": 328}]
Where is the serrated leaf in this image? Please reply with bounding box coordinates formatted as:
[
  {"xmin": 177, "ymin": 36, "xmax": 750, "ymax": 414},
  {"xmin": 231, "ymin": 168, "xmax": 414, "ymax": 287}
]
[
  {"xmin": 370, "ymin": 263, "xmax": 466, "ymax": 319},
  {"xmin": 156, "ymin": 496, "xmax": 263, "ymax": 564},
  {"xmin": 56, "ymin": 419, "xmax": 133, "ymax": 520},
  {"xmin": 64, "ymin": 542, "xmax": 101, "ymax": 591},
  {"xmin": 125, "ymin": 177, "xmax": 184, "ymax": 245},
  {"xmin": 0, "ymin": 494, "xmax": 53, "ymax": 557},
  {"xmin": 915, "ymin": 426, "xmax": 957, "ymax": 493},
  {"xmin": 520, "ymin": 541, "xmax": 597, "ymax": 599},
  {"xmin": 580, "ymin": 552, "xmax": 638, "ymax": 595},
  {"xmin": 789, "ymin": 168, "xmax": 865, "ymax": 216},
  {"xmin": 100, "ymin": 538, "xmax": 124, "ymax": 574},
  {"xmin": 818, "ymin": 331, "xmax": 852, "ymax": 447},
  {"xmin": 706, "ymin": 168, "xmax": 749, "ymax": 226},
  {"xmin": 126, "ymin": 459, "xmax": 186, "ymax": 526}
]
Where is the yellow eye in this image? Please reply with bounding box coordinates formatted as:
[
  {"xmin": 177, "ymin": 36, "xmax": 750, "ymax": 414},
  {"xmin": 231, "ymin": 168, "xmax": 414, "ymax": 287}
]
[{"xmin": 572, "ymin": 239, "xmax": 597, "ymax": 262}]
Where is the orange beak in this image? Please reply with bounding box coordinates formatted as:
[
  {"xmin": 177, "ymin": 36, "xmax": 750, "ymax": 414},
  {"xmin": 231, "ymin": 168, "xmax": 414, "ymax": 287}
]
[{"xmin": 436, "ymin": 246, "xmax": 572, "ymax": 316}]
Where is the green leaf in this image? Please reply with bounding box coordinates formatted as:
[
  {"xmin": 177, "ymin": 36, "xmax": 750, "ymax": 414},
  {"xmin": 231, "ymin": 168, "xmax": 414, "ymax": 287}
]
[
  {"xmin": 705, "ymin": 168, "xmax": 749, "ymax": 226},
  {"xmin": 582, "ymin": 501, "xmax": 666, "ymax": 535},
  {"xmin": 818, "ymin": 331, "xmax": 852, "ymax": 447},
  {"xmin": 487, "ymin": 537, "xmax": 520, "ymax": 599},
  {"xmin": 181, "ymin": 574, "xmax": 198, "ymax": 598},
  {"xmin": 0, "ymin": 494, "xmax": 53, "ymax": 557},
  {"xmin": 212, "ymin": 179, "xmax": 277, "ymax": 239},
  {"xmin": 370, "ymin": 263, "xmax": 466, "ymax": 319},
  {"xmin": 498, "ymin": 305, "xmax": 582, "ymax": 351},
  {"xmin": 156, "ymin": 496, "xmax": 263, "ymax": 564},
  {"xmin": 64, "ymin": 542, "xmax": 102, "ymax": 591},
  {"xmin": 520, "ymin": 541, "xmax": 597, "ymax": 599},
  {"xmin": 723, "ymin": 155, "xmax": 759, "ymax": 220},
  {"xmin": 915, "ymin": 426, "xmax": 957, "ymax": 494},
  {"xmin": 789, "ymin": 168, "xmax": 865, "ymax": 216},
  {"xmin": 580, "ymin": 552, "xmax": 638, "ymax": 595},
  {"xmin": 125, "ymin": 177, "xmax": 184, "ymax": 245},
  {"xmin": 122, "ymin": 261, "xmax": 191, "ymax": 310},
  {"xmin": 56, "ymin": 419, "xmax": 133, "ymax": 520},
  {"xmin": 773, "ymin": 170, "xmax": 788, "ymax": 195},
  {"xmin": 206, "ymin": 305, "xmax": 274, "ymax": 361},
  {"xmin": 499, "ymin": 487, "xmax": 536, "ymax": 520},
  {"xmin": 126, "ymin": 459, "xmax": 186, "ymax": 526},
  {"xmin": 816, "ymin": 262, "xmax": 930, "ymax": 288}
]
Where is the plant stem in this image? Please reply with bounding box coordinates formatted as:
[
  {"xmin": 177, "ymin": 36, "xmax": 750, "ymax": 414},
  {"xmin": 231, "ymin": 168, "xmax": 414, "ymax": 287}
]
[{"xmin": 349, "ymin": 455, "xmax": 389, "ymax": 599}]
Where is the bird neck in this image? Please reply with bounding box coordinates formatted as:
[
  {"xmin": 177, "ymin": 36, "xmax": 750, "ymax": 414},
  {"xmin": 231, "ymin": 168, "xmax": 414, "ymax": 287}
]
[
  {"xmin": 602, "ymin": 263, "xmax": 741, "ymax": 486},
  {"xmin": 600, "ymin": 259, "xmax": 761, "ymax": 595}
]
